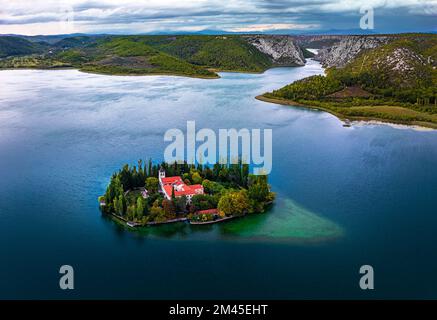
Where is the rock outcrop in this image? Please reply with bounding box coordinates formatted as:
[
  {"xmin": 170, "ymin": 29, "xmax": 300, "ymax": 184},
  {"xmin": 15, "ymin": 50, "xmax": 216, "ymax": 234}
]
[
  {"xmin": 243, "ymin": 35, "xmax": 306, "ymax": 66},
  {"xmin": 369, "ymin": 46, "xmax": 431, "ymax": 88},
  {"xmin": 293, "ymin": 35, "xmax": 344, "ymax": 49},
  {"xmin": 315, "ymin": 36, "xmax": 391, "ymax": 68}
]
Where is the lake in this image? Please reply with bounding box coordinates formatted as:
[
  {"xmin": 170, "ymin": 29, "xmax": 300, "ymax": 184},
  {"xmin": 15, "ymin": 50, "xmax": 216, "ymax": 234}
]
[{"xmin": 1, "ymin": 59, "xmax": 437, "ymax": 299}]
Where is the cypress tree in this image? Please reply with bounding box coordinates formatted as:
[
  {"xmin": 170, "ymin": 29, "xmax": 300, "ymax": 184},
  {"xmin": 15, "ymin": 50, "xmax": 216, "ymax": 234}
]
[{"xmin": 148, "ymin": 158, "xmax": 152, "ymax": 177}]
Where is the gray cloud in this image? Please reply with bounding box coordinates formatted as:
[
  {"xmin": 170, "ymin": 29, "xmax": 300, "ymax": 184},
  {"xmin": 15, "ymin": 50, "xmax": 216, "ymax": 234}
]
[{"xmin": 0, "ymin": 0, "xmax": 435, "ymax": 35}]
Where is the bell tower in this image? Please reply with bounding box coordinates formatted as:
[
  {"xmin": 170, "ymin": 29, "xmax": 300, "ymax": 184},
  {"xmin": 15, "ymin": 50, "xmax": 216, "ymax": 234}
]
[{"xmin": 159, "ymin": 167, "xmax": 166, "ymax": 180}]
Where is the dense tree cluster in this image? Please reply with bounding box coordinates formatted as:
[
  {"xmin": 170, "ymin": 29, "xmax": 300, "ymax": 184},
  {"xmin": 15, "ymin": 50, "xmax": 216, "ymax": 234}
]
[
  {"xmin": 79, "ymin": 38, "xmax": 217, "ymax": 77},
  {"xmin": 269, "ymin": 69, "xmax": 436, "ymax": 107},
  {"xmin": 269, "ymin": 75, "xmax": 343, "ymax": 101}
]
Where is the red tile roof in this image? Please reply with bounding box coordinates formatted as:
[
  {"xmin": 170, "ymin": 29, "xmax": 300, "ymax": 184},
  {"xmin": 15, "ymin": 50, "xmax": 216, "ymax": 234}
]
[
  {"xmin": 195, "ymin": 209, "xmax": 218, "ymax": 215},
  {"xmin": 161, "ymin": 175, "xmax": 204, "ymax": 198},
  {"xmin": 163, "ymin": 183, "xmax": 204, "ymax": 198},
  {"xmin": 161, "ymin": 176, "xmax": 183, "ymax": 185}
]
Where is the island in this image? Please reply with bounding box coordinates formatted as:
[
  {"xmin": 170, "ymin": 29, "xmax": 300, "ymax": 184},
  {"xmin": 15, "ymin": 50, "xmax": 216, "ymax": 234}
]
[
  {"xmin": 258, "ymin": 34, "xmax": 437, "ymax": 129},
  {"xmin": 99, "ymin": 159, "xmax": 275, "ymax": 227}
]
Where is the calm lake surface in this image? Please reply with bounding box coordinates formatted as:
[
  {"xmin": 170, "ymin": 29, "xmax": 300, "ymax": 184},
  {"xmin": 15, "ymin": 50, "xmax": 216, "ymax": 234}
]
[{"xmin": 1, "ymin": 59, "xmax": 437, "ymax": 299}]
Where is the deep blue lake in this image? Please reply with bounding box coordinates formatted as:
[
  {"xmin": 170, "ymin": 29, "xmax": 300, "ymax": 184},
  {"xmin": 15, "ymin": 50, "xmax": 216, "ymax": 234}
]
[{"xmin": 1, "ymin": 59, "xmax": 437, "ymax": 299}]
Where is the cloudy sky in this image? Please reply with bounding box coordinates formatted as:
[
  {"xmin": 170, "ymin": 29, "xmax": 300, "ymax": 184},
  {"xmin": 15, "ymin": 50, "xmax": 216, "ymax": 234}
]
[{"xmin": 0, "ymin": 0, "xmax": 435, "ymax": 35}]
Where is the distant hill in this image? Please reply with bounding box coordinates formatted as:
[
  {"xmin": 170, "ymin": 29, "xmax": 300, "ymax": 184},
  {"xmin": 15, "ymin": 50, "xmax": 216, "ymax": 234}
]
[
  {"xmin": 143, "ymin": 35, "xmax": 274, "ymax": 72},
  {"xmin": 0, "ymin": 34, "xmax": 308, "ymax": 76},
  {"xmin": 75, "ymin": 36, "xmax": 218, "ymax": 78},
  {"xmin": 330, "ymin": 34, "xmax": 436, "ymax": 96},
  {"xmin": 0, "ymin": 36, "xmax": 48, "ymax": 58}
]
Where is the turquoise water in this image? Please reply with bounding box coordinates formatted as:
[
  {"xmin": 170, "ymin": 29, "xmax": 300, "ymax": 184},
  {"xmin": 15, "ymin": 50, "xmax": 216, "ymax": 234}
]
[{"xmin": 1, "ymin": 60, "xmax": 437, "ymax": 299}]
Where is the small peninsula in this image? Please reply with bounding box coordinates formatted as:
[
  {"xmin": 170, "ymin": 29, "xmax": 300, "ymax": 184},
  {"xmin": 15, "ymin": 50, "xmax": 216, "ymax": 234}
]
[
  {"xmin": 258, "ymin": 34, "xmax": 437, "ymax": 129},
  {"xmin": 99, "ymin": 160, "xmax": 275, "ymax": 227},
  {"xmin": 0, "ymin": 35, "xmax": 308, "ymax": 78}
]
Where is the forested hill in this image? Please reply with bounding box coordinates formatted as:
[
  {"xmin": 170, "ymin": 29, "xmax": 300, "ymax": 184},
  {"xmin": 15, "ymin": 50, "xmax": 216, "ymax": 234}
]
[
  {"xmin": 0, "ymin": 36, "xmax": 48, "ymax": 58},
  {"xmin": 0, "ymin": 34, "xmax": 307, "ymax": 77},
  {"xmin": 260, "ymin": 34, "xmax": 437, "ymax": 128}
]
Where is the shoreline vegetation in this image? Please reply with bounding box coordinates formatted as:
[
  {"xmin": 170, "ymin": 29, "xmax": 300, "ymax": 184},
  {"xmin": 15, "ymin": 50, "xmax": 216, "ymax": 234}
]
[
  {"xmin": 79, "ymin": 68, "xmax": 220, "ymax": 79},
  {"xmin": 0, "ymin": 61, "xmax": 303, "ymax": 79},
  {"xmin": 256, "ymin": 95, "xmax": 437, "ymax": 130},
  {"xmin": 99, "ymin": 159, "xmax": 276, "ymax": 228},
  {"xmin": 258, "ymin": 34, "xmax": 437, "ymax": 129}
]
